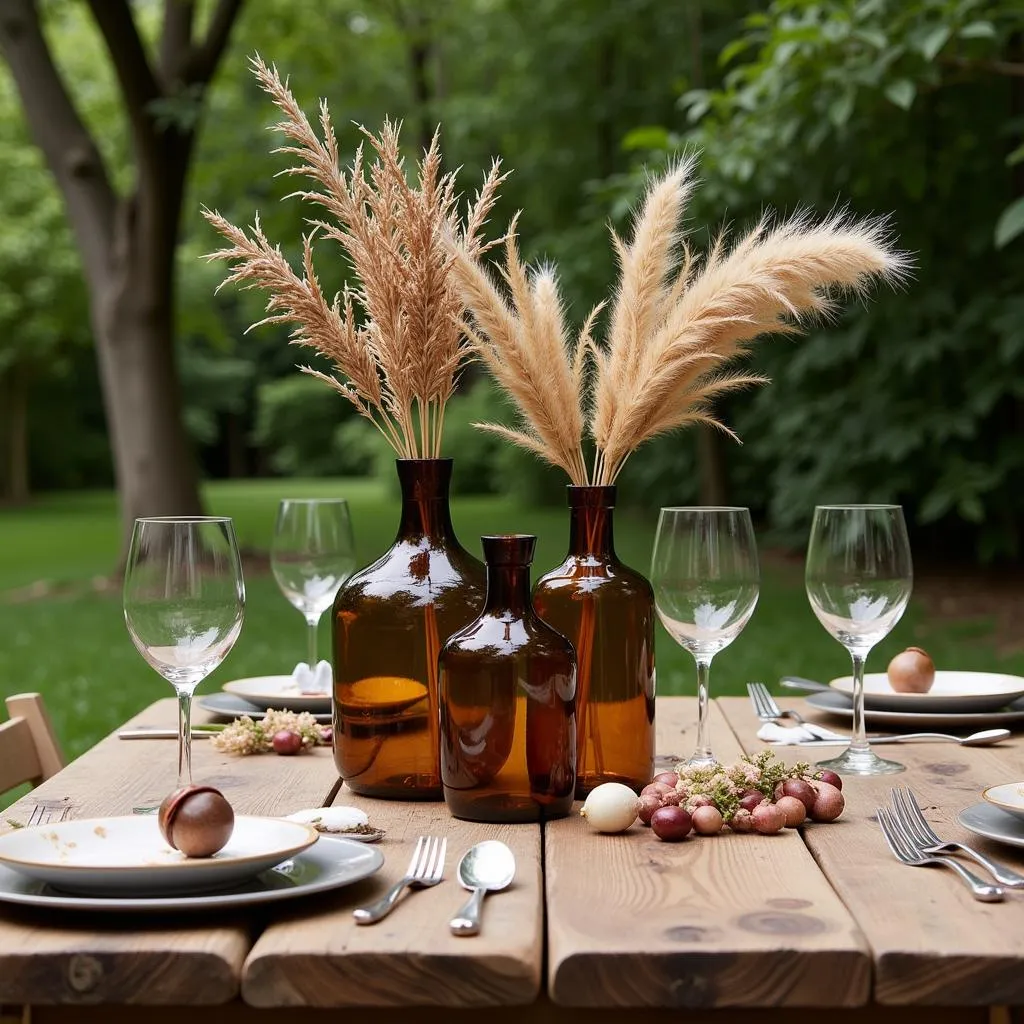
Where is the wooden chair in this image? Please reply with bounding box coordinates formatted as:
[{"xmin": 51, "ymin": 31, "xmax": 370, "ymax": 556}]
[{"xmin": 0, "ymin": 692, "xmax": 64, "ymax": 793}]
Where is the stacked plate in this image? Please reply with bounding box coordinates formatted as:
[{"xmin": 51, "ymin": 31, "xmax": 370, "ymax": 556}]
[
  {"xmin": 0, "ymin": 814, "xmax": 382, "ymax": 913},
  {"xmin": 199, "ymin": 675, "xmax": 332, "ymax": 722},
  {"xmin": 959, "ymin": 784, "xmax": 1024, "ymax": 849},
  {"xmin": 806, "ymin": 671, "xmax": 1024, "ymax": 730}
]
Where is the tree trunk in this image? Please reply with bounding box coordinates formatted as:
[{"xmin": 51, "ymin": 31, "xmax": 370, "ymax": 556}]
[
  {"xmin": 93, "ymin": 149, "xmax": 203, "ymax": 563},
  {"xmin": 0, "ymin": 363, "xmax": 30, "ymax": 504}
]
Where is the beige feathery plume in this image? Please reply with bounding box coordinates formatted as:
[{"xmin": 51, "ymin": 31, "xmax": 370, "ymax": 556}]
[
  {"xmin": 202, "ymin": 55, "xmax": 507, "ymax": 459},
  {"xmin": 452, "ymin": 159, "xmax": 909, "ymax": 485}
]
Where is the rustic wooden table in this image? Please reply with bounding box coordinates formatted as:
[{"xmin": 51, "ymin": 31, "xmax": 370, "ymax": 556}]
[{"xmin": 2, "ymin": 695, "xmax": 1022, "ymax": 1024}]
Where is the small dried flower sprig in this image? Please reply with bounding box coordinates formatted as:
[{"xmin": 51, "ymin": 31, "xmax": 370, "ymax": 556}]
[
  {"xmin": 203, "ymin": 56, "xmax": 507, "ymax": 459},
  {"xmin": 211, "ymin": 709, "xmax": 328, "ymax": 756}
]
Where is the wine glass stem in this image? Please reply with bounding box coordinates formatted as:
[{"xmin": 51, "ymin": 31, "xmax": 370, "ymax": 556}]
[
  {"xmin": 306, "ymin": 614, "xmax": 320, "ymax": 667},
  {"xmin": 695, "ymin": 656, "xmax": 713, "ymax": 761},
  {"xmin": 849, "ymin": 649, "xmax": 871, "ymax": 753},
  {"xmin": 176, "ymin": 686, "xmax": 193, "ymax": 788}
]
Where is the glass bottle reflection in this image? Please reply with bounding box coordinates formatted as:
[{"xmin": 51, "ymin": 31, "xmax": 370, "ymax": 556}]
[
  {"xmin": 332, "ymin": 459, "xmax": 485, "ymax": 799},
  {"xmin": 533, "ymin": 486, "xmax": 655, "ymax": 796},
  {"xmin": 440, "ymin": 534, "xmax": 577, "ymax": 823}
]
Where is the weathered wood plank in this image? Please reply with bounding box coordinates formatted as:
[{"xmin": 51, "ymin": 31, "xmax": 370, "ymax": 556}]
[
  {"xmin": 241, "ymin": 798, "xmax": 542, "ymax": 1007},
  {"xmin": 26, "ymin": 997, "xmax": 997, "ymax": 1024},
  {"xmin": 718, "ymin": 694, "xmax": 1024, "ymax": 1006},
  {"xmin": 546, "ymin": 696, "xmax": 871, "ymax": 1008},
  {"xmin": 0, "ymin": 698, "xmax": 340, "ymax": 1005}
]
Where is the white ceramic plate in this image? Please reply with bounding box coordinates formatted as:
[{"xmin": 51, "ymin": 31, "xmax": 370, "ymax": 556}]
[
  {"xmin": 0, "ymin": 839, "xmax": 382, "ymax": 913},
  {"xmin": 807, "ymin": 690, "xmax": 1024, "ymax": 729},
  {"xmin": 198, "ymin": 692, "xmax": 332, "ymax": 724},
  {"xmin": 958, "ymin": 802, "xmax": 1024, "ymax": 849},
  {"xmin": 982, "ymin": 783, "xmax": 1024, "ymax": 823},
  {"xmin": 222, "ymin": 675, "xmax": 331, "ymax": 713},
  {"xmin": 828, "ymin": 671, "xmax": 1024, "ymax": 713},
  {"xmin": 0, "ymin": 816, "xmax": 318, "ymax": 896}
]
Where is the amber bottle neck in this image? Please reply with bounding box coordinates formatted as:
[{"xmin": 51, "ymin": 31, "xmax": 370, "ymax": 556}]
[
  {"xmin": 567, "ymin": 486, "xmax": 616, "ymax": 558},
  {"xmin": 481, "ymin": 534, "xmax": 536, "ymax": 614},
  {"xmin": 395, "ymin": 459, "xmax": 456, "ymax": 541}
]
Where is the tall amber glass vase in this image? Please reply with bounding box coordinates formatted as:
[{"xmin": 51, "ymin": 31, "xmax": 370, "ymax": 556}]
[
  {"xmin": 439, "ymin": 535, "xmax": 576, "ymax": 823},
  {"xmin": 533, "ymin": 486, "xmax": 655, "ymax": 796},
  {"xmin": 332, "ymin": 459, "xmax": 484, "ymax": 799}
]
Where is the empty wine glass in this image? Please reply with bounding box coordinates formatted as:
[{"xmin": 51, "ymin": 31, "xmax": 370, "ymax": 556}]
[
  {"xmin": 124, "ymin": 517, "xmax": 245, "ymax": 789},
  {"xmin": 271, "ymin": 499, "xmax": 356, "ymax": 673},
  {"xmin": 651, "ymin": 507, "xmax": 759, "ymax": 766},
  {"xmin": 806, "ymin": 504, "xmax": 913, "ymax": 776}
]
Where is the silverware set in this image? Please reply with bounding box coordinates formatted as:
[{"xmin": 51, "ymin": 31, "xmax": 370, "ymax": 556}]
[
  {"xmin": 353, "ymin": 836, "xmax": 515, "ymax": 935},
  {"xmin": 26, "ymin": 801, "xmax": 73, "ymax": 827},
  {"xmin": 747, "ymin": 682, "xmax": 1010, "ymax": 747},
  {"xmin": 877, "ymin": 788, "xmax": 1024, "ymax": 902}
]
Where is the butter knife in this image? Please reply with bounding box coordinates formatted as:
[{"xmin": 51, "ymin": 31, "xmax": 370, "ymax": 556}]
[{"xmin": 119, "ymin": 726, "xmax": 220, "ymax": 740}]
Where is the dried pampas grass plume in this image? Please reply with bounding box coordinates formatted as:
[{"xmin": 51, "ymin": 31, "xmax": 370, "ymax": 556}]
[
  {"xmin": 202, "ymin": 54, "xmax": 507, "ymax": 459},
  {"xmin": 451, "ymin": 158, "xmax": 910, "ymax": 485}
]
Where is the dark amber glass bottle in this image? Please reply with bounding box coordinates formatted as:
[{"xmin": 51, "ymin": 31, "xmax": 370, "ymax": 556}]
[
  {"xmin": 533, "ymin": 486, "xmax": 655, "ymax": 796},
  {"xmin": 439, "ymin": 535, "xmax": 576, "ymax": 823},
  {"xmin": 332, "ymin": 459, "xmax": 485, "ymax": 799}
]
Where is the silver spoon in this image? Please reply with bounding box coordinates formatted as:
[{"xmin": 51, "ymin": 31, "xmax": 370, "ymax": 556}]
[
  {"xmin": 792, "ymin": 728, "xmax": 1011, "ymax": 747},
  {"xmin": 449, "ymin": 840, "xmax": 516, "ymax": 937}
]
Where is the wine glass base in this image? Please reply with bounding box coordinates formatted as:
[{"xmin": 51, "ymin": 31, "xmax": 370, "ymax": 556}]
[
  {"xmin": 686, "ymin": 751, "xmax": 719, "ymax": 768},
  {"xmin": 817, "ymin": 745, "xmax": 905, "ymax": 776}
]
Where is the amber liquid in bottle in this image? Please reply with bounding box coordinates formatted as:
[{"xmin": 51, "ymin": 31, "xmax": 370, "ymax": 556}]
[
  {"xmin": 533, "ymin": 486, "xmax": 655, "ymax": 796},
  {"xmin": 332, "ymin": 459, "xmax": 485, "ymax": 799},
  {"xmin": 440, "ymin": 534, "xmax": 576, "ymax": 823}
]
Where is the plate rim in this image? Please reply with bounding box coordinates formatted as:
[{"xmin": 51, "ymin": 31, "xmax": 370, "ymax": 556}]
[
  {"xmin": 0, "ymin": 815, "xmax": 318, "ymax": 876},
  {"xmin": 806, "ymin": 690, "xmax": 1024, "ymax": 726},
  {"xmin": 197, "ymin": 693, "xmax": 332, "ymax": 723},
  {"xmin": 982, "ymin": 783, "xmax": 1024, "ymax": 816},
  {"xmin": 957, "ymin": 802, "xmax": 1024, "ymax": 849},
  {"xmin": 222, "ymin": 677, "xmax": 331, "ymax": 707},
  {"xmin": 0, "ymin": 839, "xmax": 383, "ymax": 913},
  {"xmin": 829, "ymin": 670, "xmax": 1024, "ymax": 704}
]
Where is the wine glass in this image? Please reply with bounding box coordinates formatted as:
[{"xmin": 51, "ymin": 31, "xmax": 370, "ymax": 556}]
[
  {"xmin": 124, "ymin": 517, "xmax": 245, "ymax": 790},
  {"xmin": 271, "ymin": 499, "xmax": 356, "ymax": 673},
  {"xmin": 805, "ymin": 504, "xmax": 913, "ymax": 776},
  {"xmin": 651, "ymin": 507, "xmax": 759, "ymax": 766}
]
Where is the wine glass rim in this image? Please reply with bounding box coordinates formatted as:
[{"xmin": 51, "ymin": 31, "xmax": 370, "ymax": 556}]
[
  {"xmin": 134, "ymin": 516, "xmax": 234, "ymax": 523},
  {"xmin": 277, "ymin": 498, "xmax": 350, "ymax": 505},
  {"xmin": 814, "ymin": 503, "xmax": 902, "ymax": 511},
  {"xmin": 659, "ymin": 505, "xmax": 750, "ymax": 513}
]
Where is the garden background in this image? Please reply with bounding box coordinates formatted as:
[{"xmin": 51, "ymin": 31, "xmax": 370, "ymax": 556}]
[{"xmin": 1, "ymin": 0, "xmax": 1023, "ymax": 765}]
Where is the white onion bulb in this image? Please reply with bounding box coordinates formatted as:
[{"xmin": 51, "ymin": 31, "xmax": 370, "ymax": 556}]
[{"xmin": 580, "ymin": 783, "xmax": 640, "ymax": 833}]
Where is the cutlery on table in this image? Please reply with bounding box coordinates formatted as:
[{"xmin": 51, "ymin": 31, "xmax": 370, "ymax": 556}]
[
  {"xmin": 890, "ymin": 787, "xmax": 1024, "ymax": 888},
  {"xmin": 119, "ymin": 726, "xmax": 221, "ymax": 740},
  {"xmin": 780, "ymin": 675, "xmax": 830, "ymax": 693},
  {"xmin": 877, "ymin": 806, "xmax": 1004, "ymax": 902},
  {"xmin": 776, "ymin": 729, "xmax": 1011, "ymax": 748},
  {"xmin": 353, "ymin": 835, "xmax": 446, "ymax": 925},
  {"xmin": 747, "ymin": 682, "xmax": 847, "ymax": 740},
  {"xmin": 450, "ymin": 840, "xmax": 516, "ymax": 937},
  {"xmin": 26, "ymin": 802, "xmax": 73, "ymax": 827}
]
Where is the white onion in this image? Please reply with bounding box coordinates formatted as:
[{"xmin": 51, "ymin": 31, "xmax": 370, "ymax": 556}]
[
  {"xmin": 285, "ymin": 806, "xmax": 369, "ymax": 832},
  {"xmin": 580, "ymin": 783, "xmax": 641, "ymax": 833}
]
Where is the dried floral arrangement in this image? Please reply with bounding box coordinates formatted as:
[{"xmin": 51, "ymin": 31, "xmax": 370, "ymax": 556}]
[
  {"xmin": 202, "ymin": 56, "xmax": 506, "ymax": 458},
  {"xmin": 449, "ymin": 155, "xmax": 910, "ymax": 485}
]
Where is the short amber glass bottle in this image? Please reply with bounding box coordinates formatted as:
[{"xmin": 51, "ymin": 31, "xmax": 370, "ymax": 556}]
[
  {"xmin": 533, "ymin": 486, "xmax": 655, "ymax": 796},
  {"xmin": 439, "ymin": 534, "xmax": 577, "ymax": 823},
  {"xmin": 332, "ymin": 459, "xmax": 485, "ymax": 799}
]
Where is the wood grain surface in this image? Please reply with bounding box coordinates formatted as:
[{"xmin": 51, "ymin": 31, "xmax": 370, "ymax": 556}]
[
  {"xmin": 718, "ymin": 694, "xmax": 1024, "ymax": 1006},
  {"xmin": 546, "ymin": 698, "xmax": 871, "ymax": 1008},
  {"xmin": 241, "ymin": 796, "xmax": 542, "ymax": 1007},
  {"xmin": 0, "ymin": 698, "xmax": 340, "ymax": 1005}
]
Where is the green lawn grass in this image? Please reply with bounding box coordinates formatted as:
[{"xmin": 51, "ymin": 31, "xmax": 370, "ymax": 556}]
[{"xmin": 3, "ymin": 478, "xmax": 1022, "ymax": 776}]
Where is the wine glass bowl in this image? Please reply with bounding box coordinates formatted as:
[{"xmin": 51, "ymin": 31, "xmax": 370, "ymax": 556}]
[
  {"xmin": 651, "ymin": 507, "xmax": 759, "ymax": 766},
  {"xmin": 271, "ymin": 499, "xmax": 356, "ymax": 673},
  {"xmin": 124, "ymin": 517, "xmax": 245, "ymax": 789},
  {"xmin": 805, "ymin": 504, "xmax": 912, "ymax": 776}
]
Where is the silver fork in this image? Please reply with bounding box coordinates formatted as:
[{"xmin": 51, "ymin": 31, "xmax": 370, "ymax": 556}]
[
  {"xmin": 891, "ymin": 787, "xmax": 1024, "ymax": 889},
  {"xmin": 877, "ymin": 806, "xmax": 1003, "ymax": 902},
  {"xmin": 353, "ymin": 835, "xmax": 446, "ymax": 925},
  {"xmin": 748, "ymin": 681, "xmax": 810, "ymax": 725},
  {"xmin": 27, "ymin": 802, "xmax": 73, "ymax": 827}
]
